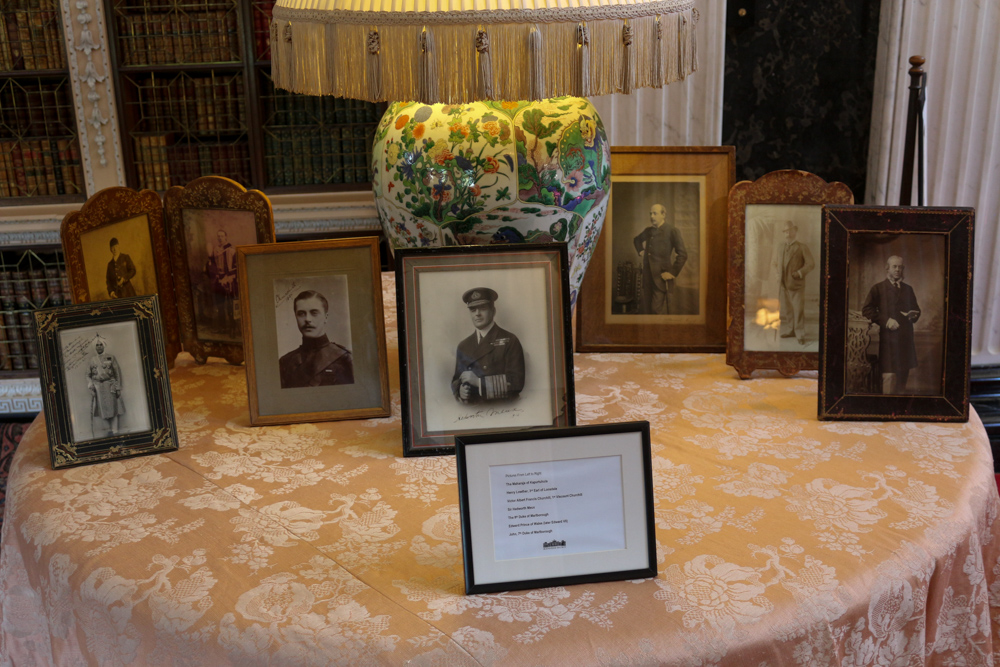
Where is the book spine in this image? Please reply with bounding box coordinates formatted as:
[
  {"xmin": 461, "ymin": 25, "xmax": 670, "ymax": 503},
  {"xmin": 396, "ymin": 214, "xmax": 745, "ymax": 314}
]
[
  {"xmin": 5, "ymin": 13, "xmax": 22, "ymax": 70},
  {"xmin": 49, "ymin": 139, "xmax": 65, "ymax": 195},
  {"xmin": 17, "ymin": 296, "xmax": 38, "ymax": 370},
  {"xmin": 0, "ymin": 141, "xmax": 11, "ymax": 198},
  {"xmin": 15, "ymin": 12, "xmax": 33, "ymax": 71},
  {"xmin": 168, "ymin": 12, "xmax": 180, "ymax": 65},
  {"xmin": 29, "ymin": 269, "xmax": 47, "ymax": 306},
  {"xmin": 41, "ymin": 139, "xmax": 57, "ymax": 195},
  {"xmin": 30, "ymin": 12, "xmax": 49, "ymax": 70},
  {"xmin": 157, "ymin": 134, "xmax": 170, "ymax": 189},
  {"xmin": 1, "ymin": 294, "xmax": 23, "ymax": 371},
  {"xmin": 44, "ymin": 267, "xmax": 62, "ymax": 307},
  {"xmin": 22, "ymin": 141, "xmax": 40, "ymax": 195},
  {"xmin": 10, "ymin": 142, "xmax": 27, "ymax": 196},
  {"xmin": 309, "ymin": 128, "xmax": 322, "ymax": 186}
]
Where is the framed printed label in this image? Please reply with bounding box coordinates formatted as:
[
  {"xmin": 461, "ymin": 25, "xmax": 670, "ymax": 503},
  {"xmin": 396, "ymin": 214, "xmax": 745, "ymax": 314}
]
[
  {"xmin": 455, "ymin": 422, "xmax": 656, "ymax": 594},
  {"xmin": 396, "ymin": 244, "xmax": 575, "ymax": 456}
]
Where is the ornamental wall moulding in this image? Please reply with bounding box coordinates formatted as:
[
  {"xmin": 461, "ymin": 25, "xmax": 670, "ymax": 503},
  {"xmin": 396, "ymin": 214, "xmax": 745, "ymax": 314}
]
[
  {"xmin": 274, "ymin": 218, "xmax": 382, "ymax": 236},
  {"xmin": 0, "ymin": 230, "xmax": 62, "ymax": 246},
  {"xmin": 60, "ymin": 0, "xmax": 125, "ymax": 194}
]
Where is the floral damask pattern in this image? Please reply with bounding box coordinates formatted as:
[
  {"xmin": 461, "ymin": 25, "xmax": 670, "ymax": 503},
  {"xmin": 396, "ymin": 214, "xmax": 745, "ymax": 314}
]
[{"xmin": 1, "ymin": 275, "xmax": 999, "ymax": 665}]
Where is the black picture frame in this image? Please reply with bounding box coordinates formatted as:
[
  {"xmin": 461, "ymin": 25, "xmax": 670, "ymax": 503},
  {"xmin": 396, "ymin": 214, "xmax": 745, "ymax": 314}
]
[
  {"xmin": 455, "ymin": 421, "xmax": 656, "ymax": 595},
  {"xmin": 34, "ymin": 294, "xmax": 179, "ymax": 469},
  {"xmin": 819, "ymin": 205, "xmax": 974, "ymax": 421},
  {"xmin": 395, "ymin": 244, "xmax": 575, "ymax": 457}
]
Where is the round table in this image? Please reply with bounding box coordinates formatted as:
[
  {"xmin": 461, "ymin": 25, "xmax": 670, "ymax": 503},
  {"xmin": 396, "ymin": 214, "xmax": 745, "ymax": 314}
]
[{"xmin": 2, "ymin": 275, "xmax": 999, "ymax": 665}]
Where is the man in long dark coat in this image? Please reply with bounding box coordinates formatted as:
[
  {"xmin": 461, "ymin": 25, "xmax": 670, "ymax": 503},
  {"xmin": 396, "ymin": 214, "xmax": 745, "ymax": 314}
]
[
  {"xmin": 862, "ymin": 255, "xmax": 921, "ymax": 394},
  {"xmin": 633, "ymin": 203, "xmax": 688, "ymax": 314},
  {"xmin": 105, "ymin": 238, "xmax": 137, "ymax": 299}
]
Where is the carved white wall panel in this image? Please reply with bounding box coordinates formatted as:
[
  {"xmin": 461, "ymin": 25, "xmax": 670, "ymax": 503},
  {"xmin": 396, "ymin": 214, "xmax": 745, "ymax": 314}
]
[
  {"xmin": 590, "ymin": 0, "xmax": 724, "ymax": 147},
  {"xmin": 868, "ymin": 0, "xmax": 1000, "ymax": 365},
  {"xmin": 60, "ymin": 0, "xmax": 125, "ymax": 194}
]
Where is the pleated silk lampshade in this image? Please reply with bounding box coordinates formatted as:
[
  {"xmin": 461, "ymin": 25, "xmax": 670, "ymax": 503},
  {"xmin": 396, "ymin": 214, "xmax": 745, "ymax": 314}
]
[{"xmin": 270, "ymin": 0, "xmax": 698, "ymax": 103}]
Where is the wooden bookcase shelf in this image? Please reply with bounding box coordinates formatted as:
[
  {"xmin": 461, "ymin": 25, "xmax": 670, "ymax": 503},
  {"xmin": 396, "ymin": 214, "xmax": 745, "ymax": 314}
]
[
  {"xmin": 106, "ymin": 0, "xmax": 386, "ymax": 194},
  {"xmin": 0, "ymin": 1, "xmax": 87, "ymax": 203}
]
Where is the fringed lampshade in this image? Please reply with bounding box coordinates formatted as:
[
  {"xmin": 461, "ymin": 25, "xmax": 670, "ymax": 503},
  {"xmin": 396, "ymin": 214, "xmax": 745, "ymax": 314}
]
[{"xmin": 270, "ymin": 0, "xmax": 699, "ymax": 104}]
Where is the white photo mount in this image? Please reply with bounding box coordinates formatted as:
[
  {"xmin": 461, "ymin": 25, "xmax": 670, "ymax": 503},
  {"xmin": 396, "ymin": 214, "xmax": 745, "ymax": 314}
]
[{"xmin": 455, "ymin": 421, "xmax": 656, "ymax": 595}]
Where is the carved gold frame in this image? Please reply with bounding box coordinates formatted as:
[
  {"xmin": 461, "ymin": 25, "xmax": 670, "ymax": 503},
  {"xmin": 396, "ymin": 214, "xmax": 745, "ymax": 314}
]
[
  {"xmin": 60, "ymin": 186, "xmax": 181, "ymax": 366},
  {"xmin": 163, "ymin": 175, "xmax": 275, "ymax": 365},
  {"xmin": 726, "ymin": 169, "xmax": 854, "ymax": 378}
]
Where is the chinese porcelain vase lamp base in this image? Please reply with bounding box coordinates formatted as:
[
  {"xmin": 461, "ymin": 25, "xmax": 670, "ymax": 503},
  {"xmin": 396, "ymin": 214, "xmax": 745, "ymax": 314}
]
[{"xmin": 372, "ymin": 97, "xmax": 610, "ymax": 304}]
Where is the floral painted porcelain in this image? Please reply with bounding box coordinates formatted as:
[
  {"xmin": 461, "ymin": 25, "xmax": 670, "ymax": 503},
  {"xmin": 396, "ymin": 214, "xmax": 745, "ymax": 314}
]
[{"xmin": 372, "ymin": 97, "xmax": 611, "ymax": 304}]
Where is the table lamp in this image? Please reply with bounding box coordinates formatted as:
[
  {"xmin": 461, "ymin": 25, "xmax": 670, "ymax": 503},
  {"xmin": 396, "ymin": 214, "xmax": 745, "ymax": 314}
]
[{"xmin": 270, "ymin": 0, "xmax": 699, "ymax": 303}]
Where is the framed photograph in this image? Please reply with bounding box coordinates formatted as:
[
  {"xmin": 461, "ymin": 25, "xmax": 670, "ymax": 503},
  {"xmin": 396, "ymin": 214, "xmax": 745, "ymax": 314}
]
[
  {"xmin": 577, "ymin": 147, "xmax": 735, "ymax": 352},
  {"xmin": 237, "ymin": 237, "xmax": 391, "ymax": 425},
  {"xmin": 819, "ymin": 205, "xmax": 974, "ymax": 421},
  {"xmin": 396, "ymin": 244, "xmax": 575, "ymax": 457},
  {"xmin": 60, "ymin": 186, "xmax": 181, "ymax": 366},
  {"xmin": 164, "ymin": 175, "xmax": 275, "ymax": 365},
  {"xmin": 455, "ymin": 421, "xmax": 656, "ymax": 595},
  {"xmin": 34, "ymin": 295, "xmax": 179, "ymax": 469},
  {"xmin": 727, "ymin": 169, "xmax": 854, "ymax": 378}
]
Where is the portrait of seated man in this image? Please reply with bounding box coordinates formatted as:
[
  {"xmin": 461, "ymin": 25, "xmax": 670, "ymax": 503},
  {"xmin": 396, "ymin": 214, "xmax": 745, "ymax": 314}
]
[
  {"xmin": 861, "ymin": 255, "xmax": 921, "ymax": 394},
  {"xmin": 451, "ymin": 287, "xmax": 525, "ymax": 404},
  {"xmin": 278, "ymin": 289, "xmax": 354, "ymax": 388}
]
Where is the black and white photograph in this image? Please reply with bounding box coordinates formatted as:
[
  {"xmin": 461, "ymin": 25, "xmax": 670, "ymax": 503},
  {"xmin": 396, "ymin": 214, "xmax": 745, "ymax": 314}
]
[
  {"xmin": 397, "ymin": 245, "xmax": 574, "ymax": 456},
  {"xmin": 743, "ymin": 204, "xmax": 822, "ymax": 352},
  {"xmin": 183, "ymin": 208, "xmax": 257, "ymax": 344},
  {"xmin": 238, "ymin": 237, "xmax": 390, "ymax": 426},
  {"xmin": 79, "ymin": 214, "xmax": 157, "ymax": 301},
  {"xmin": 605, "ymin": 178, "xmax": 705, "ymax": 323},
  {"xmin": 273, "ymin": 275, "xmax": 354, "ymax": 389},
  {"xmin": 846, "ymin": 233, "xmax": 945, "ymax": 396},
  {"xmin": 35, "ymin": 295, "xmax": 179, "ymax": 469},
  {"xmin": 59, "ymin": 320, "xmax": 151, "ymax": 442}
]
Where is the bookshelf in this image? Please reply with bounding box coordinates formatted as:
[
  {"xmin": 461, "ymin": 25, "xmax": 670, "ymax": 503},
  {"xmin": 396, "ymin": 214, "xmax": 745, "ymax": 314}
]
[
  {"xmin": 106, "ymin": 0, "xmax": 385, "ymax": 193},
  {"xmin": 0, "ymin": 1, "xmax": 87, "ymax": 205},
  {"xmin": 0, "ymin": 246, "xmax": 68, "ymax": 375}
]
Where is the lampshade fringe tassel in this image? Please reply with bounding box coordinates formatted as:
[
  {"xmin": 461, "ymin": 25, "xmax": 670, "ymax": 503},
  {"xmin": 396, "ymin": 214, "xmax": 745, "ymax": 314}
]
[{"xmin": 529, "ymin": 25, "xmax": 545, "ymax": 100}]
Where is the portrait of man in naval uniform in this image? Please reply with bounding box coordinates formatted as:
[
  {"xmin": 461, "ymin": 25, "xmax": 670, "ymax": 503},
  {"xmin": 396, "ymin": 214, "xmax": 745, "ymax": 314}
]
[
  {"xmin": 278, "ymin": 289, "xmax": 354, "ymax": 389},
  {"xmin": 451, "ymin": 287, "xmax": 525, "ymax": 404}
]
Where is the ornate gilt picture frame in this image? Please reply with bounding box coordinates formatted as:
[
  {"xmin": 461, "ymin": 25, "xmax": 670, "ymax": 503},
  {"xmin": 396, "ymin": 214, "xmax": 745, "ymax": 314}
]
[
  {"xmin": 60, "ymin": 186, "xmax": 181, "ymax": 366},
  {"xmin": 34, "ymin": 295, "xmax": 179, "ymax": 469},
  {"xmin": 819, "ymin": 205, "xmax": 973, "ymax": 421},
  {"xmin": 163, "ymin": 175, "xmax": 275, "ymax": 365},
  {"xmin": 576, "ymin": 146, "xmax": 735, "ymax": 352},
  {"xmin": 237, "ymin": 237, "xmax": 391, "ymax": 426},
  {"xmin": 726, "ymin": 170, "xmax": 853, "ymax": 378}
]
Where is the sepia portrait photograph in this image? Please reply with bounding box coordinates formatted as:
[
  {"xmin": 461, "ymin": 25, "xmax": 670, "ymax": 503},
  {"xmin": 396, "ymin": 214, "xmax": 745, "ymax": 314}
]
[
  {"xmin": 605, "ymin": 177, "xmax": 705, "ymax": 324},
  {"xmin": 238, "ymin": 238, "xmax": 390, "ymax": 426},
  {"xmin": 272, "ymin": 275, "xmax": 353, "ymax": 389},
  {"xmin": 183, "ymin": 208, "xmax": 257, "ymax": 344},
  {"xmin": 845, "ymin": 233, "xmax": 945, "ymax": 396},
  {"xmin": 79, "ymin": 214, "xmax": 157, "ymax": 301},
  {"xmin": 58, "ymin": 320, "xmax": 151, "ymax": 444},
  {"xmin": 396, "ymin": 245, "xmax": 574, "ymax": 456},
  {"xmin": 742, "ymin": 204, "xmax": 822, "ymax": 353}
]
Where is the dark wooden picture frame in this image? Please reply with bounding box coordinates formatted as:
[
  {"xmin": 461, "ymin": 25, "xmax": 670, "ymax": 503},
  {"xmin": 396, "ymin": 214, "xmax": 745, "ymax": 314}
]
[
  {"xmin": 396, "ymin": 244, "xmax": 575, "ymax": 457},
  {"xmin": 819, "ymin": 205, "xmax": 974, "ymax": 421},
  {"xmin": 237, "ymin": 236, "xmax": 391, "ymax": 426},
  {"xmin": 727, "ymin": 170, "xmax": 854, "ymax": 378},
  {"xmin": 455, "ymin": 421, "xmax": 656, "ymax": 595},
  {"xmin": 35, "ymin": 294, "xmax": 179, "ymax": 469},
  {"xmin": 61, "ymin": 186, "xmax": 181, "ymax": 366},
  {"xmin": 577, "ymin": 146, "xmax": 735, "ymax": 352},
  {"xmin": 164, "ymin": 175, "xmax": 275, "ymax": 365}
]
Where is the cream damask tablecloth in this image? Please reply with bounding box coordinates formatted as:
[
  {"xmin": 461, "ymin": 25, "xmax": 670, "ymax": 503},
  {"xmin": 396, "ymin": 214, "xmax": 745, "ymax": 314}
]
[{"xmin": 2, "ymin": 275, "xmax": 1000, "ymax": 666}]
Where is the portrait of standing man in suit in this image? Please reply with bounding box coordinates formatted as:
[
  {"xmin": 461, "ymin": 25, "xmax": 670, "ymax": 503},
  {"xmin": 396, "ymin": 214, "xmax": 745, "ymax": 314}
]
[
  {"xmin": 777, "ymin": 220, "xmax": 816, "ymax": 346},
  {"xmin": 451, "ymin": 287, "xmax": 525, "ymax": 404},
  {"xmin": 633, "ymin": 203, "xmax": 689, "ymax": 315},
  {"xmin": 862, "ymin": 255, "xmax": 921, "ymax": 394}
]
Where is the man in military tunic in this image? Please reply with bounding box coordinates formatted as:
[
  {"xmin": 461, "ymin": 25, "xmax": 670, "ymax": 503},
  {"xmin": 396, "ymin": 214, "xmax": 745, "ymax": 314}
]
[
  {"xmin": 105, "ymin": 238, "xmax": 137, "ymax": 299},
  {"xmin": 206, "ymin": 229, "xmax": 239, "ymax": 338},
  {"xmin": 633, "ymin": 203, "xmax": 688, "ymax": 314},
  {"xmin": 451, "ymin": 288, "xmax": 525, "ymax": 404},
  {"xmin": 86, "ymin": 334, "xmax": 125, "ymax": 437},
  {"xmin": 278, "ymin": 290, "xmax": 354, "ymax": 388},
  {"xmin": 862, "ymin": 255, "xmax": 921, "ymax": 394}
]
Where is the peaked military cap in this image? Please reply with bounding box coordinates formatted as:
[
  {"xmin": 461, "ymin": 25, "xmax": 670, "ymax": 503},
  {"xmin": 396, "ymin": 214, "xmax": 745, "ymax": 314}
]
[{"xmin": 462, "ymin": 287, "xmax": 498, "ymax": 308}]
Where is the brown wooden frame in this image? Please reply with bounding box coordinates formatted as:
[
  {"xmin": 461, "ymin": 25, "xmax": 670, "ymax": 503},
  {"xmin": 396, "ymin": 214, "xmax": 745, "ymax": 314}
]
[
  {"xmin": 237, "ymin": 236, "xmax": 391, "ymax": 426},
  {"xmin": 726, "ymin": 170, "xmax": 853, "ymax": 378},
  {"xmin": 61, "ymin": 186, "xmax": 181, "ymax": 366},
  {"xmin": 164, "ymin": 175, "xmax": 275, "ymax": 365},
  {"xmin": 576, "ymin": 146, "xmax": 735, "ymax": 353},
  {"xmin": 819, "ymin": 205, "xmax": 973, "ymax": 422}
]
